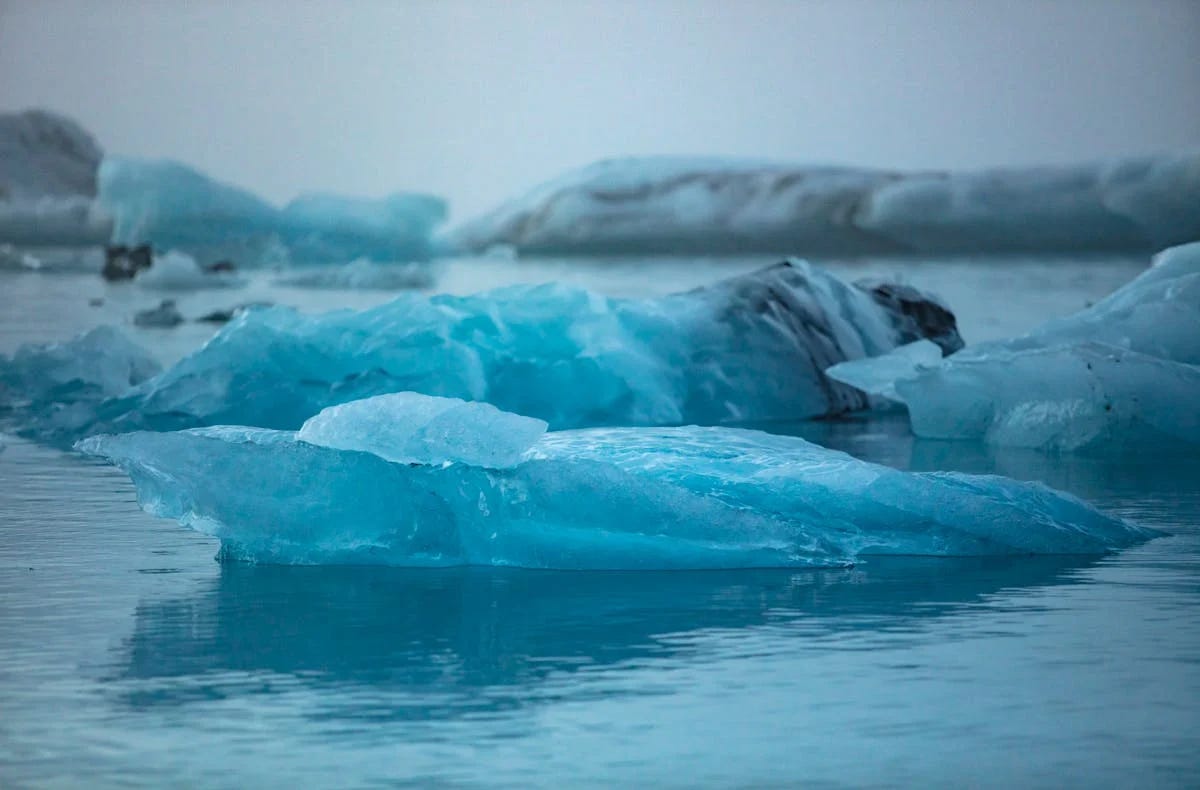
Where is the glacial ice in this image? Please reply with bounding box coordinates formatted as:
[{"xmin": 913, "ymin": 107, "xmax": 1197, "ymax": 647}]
[
  {"xmin": 280, "ymin": 193, "xmax": 448, "ymax": 264},
  {"xmin": 0, "ymin": 327, "xmax": 161, "ymax": 440},
  {"xmin": 273, "ymin": 258, "xmax": 437, "ymax": 290},
  {"xmin": 0, "ymin": 110, "xmax": 112, "ymax": 246},
  {"xmin": 827, "ymin": 242, "xmax": 1200, "ymax": 451},
  {"xmin": 297, "ymin": 392, "xmax": 548, "ymax": 468},
  {"xmin": 77, "ymin": 417, "xmax": 1157, "ymax": 569},
  {"xmin": 0, "ymin": 110, "xmax": 103, "ymax": 201},
  {"xmin": 40, "ymin": 260, "xmax": 960, "ymax": 441},
  {"xmin": 446, "ymin": 155, "xmax": 1200, "ymax": 257},
  {"xmin": 98, "ymin": 157, "xmax": 447, "ymax": 267},
  {"xmin": 134, "ymin": 250, "xmax": 247, "ymax": 290}
]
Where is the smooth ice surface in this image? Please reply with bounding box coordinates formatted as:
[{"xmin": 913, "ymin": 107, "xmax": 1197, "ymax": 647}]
[
  {"xmin": 78, "ymin": 421, "xmax": 1155, "ymax": 569},
  {"xmin": 298, "ymin": 392, "xmax": 548, "ymax": 468},
  {"xmin": 447, "ymin": 155, "xmax": 1200, "ymax": 256},
  {"xmin": 33, "ymin": 260, "xmax": 959, "ymax": 442},
  {"xmin": 828, "ymin": 242, "xmax": 1200, "ymax": 450},
  {"xmin": 825, "ymin": 339, "xmax": 942, "ymax": 401},
  {"xmin": 98, "ymin": 158, "xmax": 446, "ymax": 267}
]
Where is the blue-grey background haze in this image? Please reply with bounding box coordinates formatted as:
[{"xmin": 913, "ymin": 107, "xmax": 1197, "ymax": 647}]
[{"xmin": 1, "ymin": 0, "xmax": 1199, "ymax": 218}]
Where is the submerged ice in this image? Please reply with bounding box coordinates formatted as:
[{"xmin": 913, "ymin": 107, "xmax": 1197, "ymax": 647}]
[
  {"xmin": 78, "ymin": 408, "xmax": 1157, "ymax": 569},
  {"xmin": 18, "ymin": 260, "xmax": 959, "ymax": 442},
  {"xmin": 828, "ymin": 242, "xmax": 1200, "ymax": 451}
]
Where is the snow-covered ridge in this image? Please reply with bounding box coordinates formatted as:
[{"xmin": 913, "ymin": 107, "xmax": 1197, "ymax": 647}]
[{"xmin": 446, "ymin": 155, "xmax": 1200, "ymax": 257}]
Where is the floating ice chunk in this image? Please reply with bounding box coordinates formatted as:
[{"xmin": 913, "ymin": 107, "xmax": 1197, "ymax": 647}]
[
  {"xmin": 134, "ymin": 250, "xmax": 246, "ymax": 291},
  {"xmin": 281, "ymin": 193, "xmax": 446, "ymax": 264},
  {"xmin": 826, "ymin": 340, "xmax": 941, "ymax": 401},
  {"xmin": 77, "ymin": 421, "xmax": 1158, "ymax": 569},
  {"xmin": 447, "ymin": 154, "xmax": 1200, "ymax": 257},
  {"xmin": 0, "ymin": 327, "xmax": 161, "ymax": 441},
  {"xmin": 0, "ymin": 110, "xmax": 103, "ymax": 200},
  {"xmin": 0, "ymin": 243, "xmax": 42, "ymax": 270},
  {"xmin": 298, "ymin": 392, "xmax": 548, "ymax": 468},
  {"xmin": 827, "ymin": 242, "xmax": 1200, "ymax": 451},
  {"xmin": 901, "ymin": 343, "xmax": 1200, "ymax": 451},
  {"xmin": 0, "ymin": 326, "xmax": 160, "ymax": 404},
  {"xmin": 43, "ymin": 260, "xmax": 959, "ymax": 442},
  {"xmin": 274, "ymin": 258, "xmax": 437, "ymax": 290},
  {"xmin": 0, "ymin": 196, "xmax": 112, "ymax": 247},
  {"xmin": 0, "ymin": 110, "xmax": 113, "ymax": 245},
  {"xmin": 133, "ymin": 299, "xmax": 184, "ymax": 328},
  {"xmin": 98, "ymin": 158, "xmax": 446, "ymax": 267},
  {"xmin": 98, "ymin": 158, "xmax": 284, "ymax": 267}
]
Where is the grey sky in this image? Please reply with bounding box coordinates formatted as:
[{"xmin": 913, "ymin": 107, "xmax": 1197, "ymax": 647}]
[{"xmin": 2, "ymin": 0, "xmax": 1198, "ymax": 219}]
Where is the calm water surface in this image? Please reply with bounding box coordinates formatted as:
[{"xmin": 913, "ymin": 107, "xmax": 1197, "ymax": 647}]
[{"xmin": 1, "ymin": 254, "xmax": 1197, "ymax": 787}]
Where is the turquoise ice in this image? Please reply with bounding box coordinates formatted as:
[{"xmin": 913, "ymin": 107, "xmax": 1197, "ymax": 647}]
[
  {"xmin": 98, "ymin": 157, "xmax": 446, "ymax": 266},
  {"xmin": 827, "ymin": 242, "xmax": 1200, "ymax": 450},
  {"xmin": 46, "ymin": 260, "xmax": 957, "ymax": 440},
  {"xmin": 77, "ymin": 402, "xmax": 1156, "ymax": 569}
]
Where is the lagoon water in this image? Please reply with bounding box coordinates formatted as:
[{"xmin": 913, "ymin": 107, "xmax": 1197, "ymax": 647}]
[{"xmin": 2, "ymin": 254, "xmax": 1198, "ymax": 787}]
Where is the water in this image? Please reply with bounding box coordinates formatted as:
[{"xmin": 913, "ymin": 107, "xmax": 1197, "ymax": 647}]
[{"xmin": 2, "ymin": 253, "xmax": 1198, "ymax": 787}]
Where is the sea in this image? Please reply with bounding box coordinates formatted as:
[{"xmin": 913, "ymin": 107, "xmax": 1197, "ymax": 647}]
[{"xmin": 1, "ymin": 252, "xmax": 1197, "ymax": 788}]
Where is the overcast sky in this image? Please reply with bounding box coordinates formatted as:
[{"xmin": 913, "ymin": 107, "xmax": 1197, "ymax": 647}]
[{"xmin": 2, "ymin": 0, "xmax": 1198, "ymax": 219}]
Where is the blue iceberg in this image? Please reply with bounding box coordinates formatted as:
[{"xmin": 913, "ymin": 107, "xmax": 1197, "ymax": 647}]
[
  {"xmin": 280, "ymin": 192, "xmax": 448, "ymax": 264},
  {"xmin": 98, "ymin": 157, "xmax": 447, "ymax": 266},
  {"xmin": 827, "ymin": 242, "xmax": 1200, "ymax": 451},
  {"xmin": 32, "ymin": 260, "xmax": 960, "ymax": 442},
  {"xmin": 298, "ymin": 392, "xmax": 548, "ymax": 468},
  {"xmin": 0, "ymin": 326, "xmax": 162, "ymax": 439},
  {"xmin": 77, "ymin": 398, "xmax": 1157, "ymax": 569},
  {"xmin": 446, "ymin": 154, "xmax": 1200, "ymax": 257},
  {"xmin": 272, "ymin": 258, "xmax": 437, "ymax": 290}
]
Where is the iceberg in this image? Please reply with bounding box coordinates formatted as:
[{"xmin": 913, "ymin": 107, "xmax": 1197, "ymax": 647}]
[
  {"xmin": 77, "ymin": 409, "xmax": 1157, "ymax": 569},
  {"xmin": 827, "ymin": 242, "xmax": 1200, "ymax": 451},
  {"xmin": 0, "ymin": 109, "xmax": 112, "ymax": 246},
  {"xmin": 99, "ymin": 158, "xmax": 282, "ymax": 267},
  {"xmin": 280, "ymin": 193, "xmax": 447, "ymax": 264},
  {"xmin": 446, "ymin": 154, "xmax": 1200, "ymax": 257},
  {"xmin": 98, "ymin": 157, "xmax": 447, "ymax": 267},
  {"xmin": 297, "ymin": 392, "xmax": 548, "ymax": 468},
  {"xmin": 0, "ymin": 110, "xmax": 103, "ymax": 201},
  {"xmin": 273, "ymin": 258, "xmax": 437, "ymax": 290},
  {"xmin": 133, "ymin": 250, "xmax": 247, "ymax": 290},
  {"xmin": 35, "ymin": 260, "xmax": 961, "ymax": 442},
  {"xmin": 0, "ymin": 326, "xmax": 161, "ymax": 440}
]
